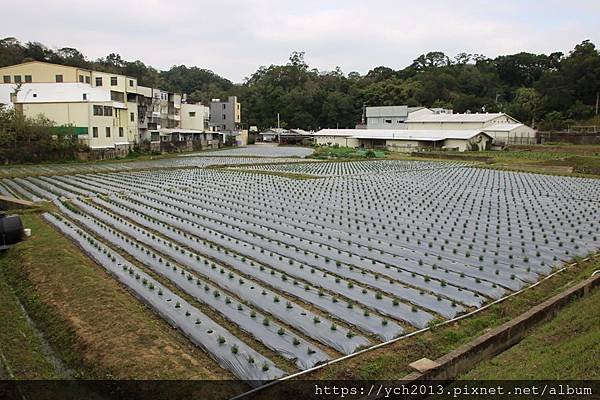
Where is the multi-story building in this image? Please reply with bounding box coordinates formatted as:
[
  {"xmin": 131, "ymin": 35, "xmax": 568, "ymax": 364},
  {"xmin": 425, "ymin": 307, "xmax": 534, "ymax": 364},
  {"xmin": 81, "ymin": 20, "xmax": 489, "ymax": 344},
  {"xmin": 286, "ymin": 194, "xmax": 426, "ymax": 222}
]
[
  {"xmin": 181, "ymin": 103, "xmax": 210, "ymax": 131},
  {"xmin": 366, "ymin": 106, "xmax": 432, "ymax": 129},
  {"xmin": 209, "ymin": 96, "xmax": 241, "ymax": 132},
  {"xmin": 0, "ymin": 61, "xmax": 242, "ymax": 155},
  {"xmin": 0, "ymin": 61, "xmax": 139, "ymax": 156},
  {"xmin": 209, "ymin": 96, "xmax": 247, "ymax": 146}
]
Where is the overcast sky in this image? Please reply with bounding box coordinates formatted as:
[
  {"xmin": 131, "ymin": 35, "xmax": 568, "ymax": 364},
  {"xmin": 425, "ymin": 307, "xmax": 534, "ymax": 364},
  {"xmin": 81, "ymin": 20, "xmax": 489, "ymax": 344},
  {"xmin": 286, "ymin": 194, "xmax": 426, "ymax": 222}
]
[{"xmin": 2, "ymin": 0, "xmax": 599, "ymax": 83}]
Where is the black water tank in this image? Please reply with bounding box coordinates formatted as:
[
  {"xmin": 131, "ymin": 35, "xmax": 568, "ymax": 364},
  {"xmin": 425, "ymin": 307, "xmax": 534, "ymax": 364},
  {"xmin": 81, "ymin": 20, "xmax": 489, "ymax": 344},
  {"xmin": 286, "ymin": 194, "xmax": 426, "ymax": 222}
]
[{"xmin": 0, "ymin": 214, "xmax": 24, "ymax": 248}]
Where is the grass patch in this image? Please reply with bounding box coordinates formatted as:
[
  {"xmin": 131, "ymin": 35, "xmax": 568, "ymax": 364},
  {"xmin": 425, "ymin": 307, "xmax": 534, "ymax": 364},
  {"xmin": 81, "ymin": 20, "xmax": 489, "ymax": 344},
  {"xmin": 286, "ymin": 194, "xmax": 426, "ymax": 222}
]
[
  {"xmin": 312, "ymin": 146, "xmax": 387, "ymax": 159},
  {"xmin": 0, "ymin": 213, "xmax": 234, "ymax": 381},
  {"xmin": 0, "ymin": 274, "xmax": 57, "ymax": 379},
  {"xmin": 399, "ymin": 144, "xmax": 600, "ymax": 178},
  {"xmin": 304, "ymin": 255, "xmax": 599, "ymax": 380},
  {"xmin": 462, "ymin": 286, "xmax": 600, "ymax": 379}
]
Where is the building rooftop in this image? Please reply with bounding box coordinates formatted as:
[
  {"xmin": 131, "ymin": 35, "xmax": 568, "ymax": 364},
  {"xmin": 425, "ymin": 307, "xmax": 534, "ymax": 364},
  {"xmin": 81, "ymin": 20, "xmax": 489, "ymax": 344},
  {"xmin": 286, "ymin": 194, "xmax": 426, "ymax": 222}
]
[
  {"xmin": 0, "ymin": 82, "xmax": 111, "ymax": 103},
  {"xmin": 366, "ymin": 105, "xmax": 408, "ymax": 118},
  {"xmin": 315, "ymin": 129, "xmax": 489, "ymax": 141},
  {"xmin": 483, "ymin": 123, "xmax": 527, "ymax": 131},
  {"xmin": 406, "ymin": 112, "xmax": 516, "ymax": 123}
]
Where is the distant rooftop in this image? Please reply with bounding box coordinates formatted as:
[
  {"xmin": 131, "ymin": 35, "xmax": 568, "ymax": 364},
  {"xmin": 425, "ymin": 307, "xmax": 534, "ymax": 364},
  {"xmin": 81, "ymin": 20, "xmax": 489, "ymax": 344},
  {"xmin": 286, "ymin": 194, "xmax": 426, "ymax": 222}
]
[
  {"xmin": 366, "ymin": 105, "xmax": 408, "ymax": 118},
  {"xmin": 483, "ymin": 123, "xmax": 527, "ymax": 131},
  {"xmin": 316, "ymin": 128, "xmax": 488, "ymax": 141},
  {"xmin": 0, "ymin": 82, "xmax": 111, "ymax": 104},
  {"xmin": 406, "ymin": 112, "xmax": 516, "ymax": 123}
]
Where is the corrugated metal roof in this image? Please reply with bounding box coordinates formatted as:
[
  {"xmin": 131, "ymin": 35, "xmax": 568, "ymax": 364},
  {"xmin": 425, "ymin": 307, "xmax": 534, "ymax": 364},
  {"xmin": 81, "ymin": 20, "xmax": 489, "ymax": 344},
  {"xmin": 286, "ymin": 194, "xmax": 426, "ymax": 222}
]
[
  {"xmin": 483, "ymin": 123, "xmax": 529, "ymax": 132},
  {"xmin": 406, "ymin": 112, "xmax": 516, "ymax": 123},
  {"xmin": 366, "ymin": 106, "xmax": 408, "ymax": 118},
  {"xmin": 315, "ymin": 129, "xmax": 488, "ymax": 141}
]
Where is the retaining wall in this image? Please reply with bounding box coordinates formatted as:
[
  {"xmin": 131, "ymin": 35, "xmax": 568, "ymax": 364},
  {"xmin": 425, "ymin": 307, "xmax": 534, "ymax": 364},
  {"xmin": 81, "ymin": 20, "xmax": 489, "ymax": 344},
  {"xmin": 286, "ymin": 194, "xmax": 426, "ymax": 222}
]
[{"xmin": 402, "ymin": 272, "xmax": 600, "ymax": 383}]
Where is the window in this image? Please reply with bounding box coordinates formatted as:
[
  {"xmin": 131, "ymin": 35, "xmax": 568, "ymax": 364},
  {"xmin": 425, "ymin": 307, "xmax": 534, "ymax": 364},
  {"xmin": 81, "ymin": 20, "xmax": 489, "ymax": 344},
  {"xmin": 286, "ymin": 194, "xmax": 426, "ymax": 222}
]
[
  {"xmin": 95, "ymin": 77, "xmax": 102, "ymax": 86},
  {"xmin": 384, "ymin": 119, "xmax": 392, "ymax": 124},
  {"xmin": 110, "ymin": 76, "xmax": 117, "ymax": 86},
  {"xmin": 189, "ymin": 111, "xmax": 196, "ymax": 117},
  {"xmin": 92, "ymin": 127, "xmax": 98, "ymax": 138},
  {"xmin": 82, "ymin": 93, "xmax": 87, "ymax": 100},
  {"xmin": 110, "ymin": 91, "xmax": 124, "ymax": 102},
  {"xmin": 32, "ymin": 93, "xmax": 37, "ymax": 98},
  {"xmin": 55, "ymin": 74, "xmax": 63, "ymax": 83},
  {"xmin": 25, "ymin": 75, "xmax": 32, "ymax": 83},
  {"xmin": 85, "ymin": 76, "xmax": 90, "ymax": 84},
  {"xmin": 3, "ymin": 75, "xmax": 9, "ymax": 83},
  {"xmin": 105, "ymin": 127, "xmax": 111, "ymax": 137},
  {"xmin": 119, "ymin": 127, "xmax": 124, "ymax": 137},
  {"xmin": 103, "ymin": 106, "xmax": 113, "ymax": 116},
  {"xmin": 93, "ymin": 105, "xmax": 103, "ymax": 116},
  {"xmin": 14, "ymin": 75, "xmax": 21, "ymax": 83},
  {"xmin": 222, "ymin": 104, "xmax": 226, "ymax": 109},
  {"xmin": 79, "ymin": 75, "xmax": 84, "ymax": 83},
  {"xmin": 222, "ymin": 114, "xmax": 226, "ymax": 120},
  {"xmin": 130, "ymin": 112, "xmax": 134, "ymax": 122},
  {"xmin": 129, "ymin": 79, "xmax": 133, "ymax": 87}
]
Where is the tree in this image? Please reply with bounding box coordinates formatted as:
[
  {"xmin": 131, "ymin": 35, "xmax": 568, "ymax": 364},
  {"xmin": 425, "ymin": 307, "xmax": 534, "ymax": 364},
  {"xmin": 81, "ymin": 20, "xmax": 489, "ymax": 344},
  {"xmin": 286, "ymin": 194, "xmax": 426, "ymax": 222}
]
[
  {"xmin": 2, "ymin": 38, "xmax": 599, "ymax": 131},
  {"xmin": 411, "ymin": 51, "xmax": 451, "ymax": 70},
  {"xmin": 507, "ymin": 88, "xmax": 541, "ymax": 126}
]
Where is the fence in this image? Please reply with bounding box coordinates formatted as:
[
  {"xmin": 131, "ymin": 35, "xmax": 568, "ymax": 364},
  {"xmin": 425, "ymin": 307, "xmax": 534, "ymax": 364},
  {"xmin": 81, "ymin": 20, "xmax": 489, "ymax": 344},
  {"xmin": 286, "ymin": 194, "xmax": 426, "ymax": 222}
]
[{"xmin": 538, "ymin": 131, "xmax": 600, "ymax": 145}]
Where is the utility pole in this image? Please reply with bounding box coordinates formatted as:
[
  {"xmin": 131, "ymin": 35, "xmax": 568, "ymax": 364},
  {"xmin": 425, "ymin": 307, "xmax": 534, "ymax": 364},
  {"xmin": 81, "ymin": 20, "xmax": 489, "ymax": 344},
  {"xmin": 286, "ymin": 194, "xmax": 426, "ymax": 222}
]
[
  {"xmin": 595, "ymin": 92, "xmax": 599, "ymax": 116},
  {"xmin": 361, "ymin": 102, "xmax": 366, "ymax": 125},
  {"xmin": 277, "ymin": 113, "xmax": 281, "ymax": 145}
]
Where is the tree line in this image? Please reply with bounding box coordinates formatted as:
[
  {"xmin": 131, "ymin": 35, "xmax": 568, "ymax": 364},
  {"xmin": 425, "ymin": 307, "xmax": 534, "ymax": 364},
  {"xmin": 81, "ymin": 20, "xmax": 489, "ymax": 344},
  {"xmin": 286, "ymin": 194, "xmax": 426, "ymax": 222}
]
[
  {"xmin": 0, "ymin": 105, "xmax": 83, "ymax": 164},
  {"xmin": 1, "ymin": 37, "xmax": 599, "ymax": 131}
]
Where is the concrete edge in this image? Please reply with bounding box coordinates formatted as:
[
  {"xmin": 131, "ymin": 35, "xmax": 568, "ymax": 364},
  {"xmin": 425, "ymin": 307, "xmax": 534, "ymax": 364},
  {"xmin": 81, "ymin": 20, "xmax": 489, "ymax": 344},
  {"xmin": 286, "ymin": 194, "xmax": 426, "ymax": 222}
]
[
  {"xmin": 402, "ymin": 272, "xmax": 600, "ymax": 383},
  {"xmin": 0, "ymin": 195, "xmax": 35, "ymax": 210}
]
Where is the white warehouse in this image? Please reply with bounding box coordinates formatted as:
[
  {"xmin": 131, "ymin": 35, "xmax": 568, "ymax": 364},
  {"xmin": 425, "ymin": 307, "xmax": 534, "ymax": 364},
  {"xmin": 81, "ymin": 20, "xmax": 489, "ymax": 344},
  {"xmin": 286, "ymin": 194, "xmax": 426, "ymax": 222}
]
[
  {"xmin": 314, "ymin": 129, "xmax": 492, "ymax": 152},
  {"xmin": 404, "ymin": 112, "xmax": 536, "ymax": 144}
]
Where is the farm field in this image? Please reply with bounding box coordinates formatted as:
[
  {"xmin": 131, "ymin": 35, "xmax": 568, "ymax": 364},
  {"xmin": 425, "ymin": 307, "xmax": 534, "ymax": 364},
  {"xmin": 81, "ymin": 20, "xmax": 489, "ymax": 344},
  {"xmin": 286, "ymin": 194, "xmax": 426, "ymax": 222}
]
[
  {"xmin": 1, "ymin": 153, "xmax": 599, "ymax": 388},
  {"xmin": 239, "ymin": 159, "xmax": 469, "ymax": 176},
  {"xmin": 179, "ymin": 145, "xmax": 314, "ymax": 158},
  {"xmin": 400, "ymin": 143, "xmax": 600, "ymax": 178}
]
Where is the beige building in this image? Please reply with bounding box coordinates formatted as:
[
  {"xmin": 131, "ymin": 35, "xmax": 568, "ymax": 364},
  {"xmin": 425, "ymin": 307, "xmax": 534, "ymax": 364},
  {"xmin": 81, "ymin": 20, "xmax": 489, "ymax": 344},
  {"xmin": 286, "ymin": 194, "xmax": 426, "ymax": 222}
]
[
  {"xmin": 314, "ymin": 129, "xmax": 492, "ymax": 152},
  {"xmin": 1, "ymin": 61, "xmax": 92, "ymax": 85},
  {"xmin": 181, "ymin": 103, "xmax": 210, "ymax": 131},
  {"xmin": 0, "ymin": 61, "xmax": 139, "ymax": 155}
]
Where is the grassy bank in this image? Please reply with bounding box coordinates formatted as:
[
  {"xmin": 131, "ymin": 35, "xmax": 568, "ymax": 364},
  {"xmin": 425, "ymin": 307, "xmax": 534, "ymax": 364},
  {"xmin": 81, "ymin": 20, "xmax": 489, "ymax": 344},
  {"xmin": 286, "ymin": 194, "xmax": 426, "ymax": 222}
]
[
  {"xmin": 0, "ymin": 212, "xmax": 233, "ymax": 382},
  {"xmin": 392, "ymin": 144, "xmax": 600, "ymax": 177},
  {"xmin": 462, "ymin": 285, "xmax": 600, "ymax": 379},
  {"xmin": 303, "ymin": 255, "xmax": 599, "ymax": 380},
  {"xmin": 0, "ymin": 274, "xmax": 58, "ymax": 379}
]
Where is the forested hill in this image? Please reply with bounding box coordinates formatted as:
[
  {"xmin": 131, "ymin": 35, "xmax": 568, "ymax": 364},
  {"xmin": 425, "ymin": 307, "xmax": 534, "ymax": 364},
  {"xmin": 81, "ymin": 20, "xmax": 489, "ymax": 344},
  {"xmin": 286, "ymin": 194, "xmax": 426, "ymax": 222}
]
[{"xmin": 1, "ymin": 37, "xmax": 599, "ymax": 131}]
